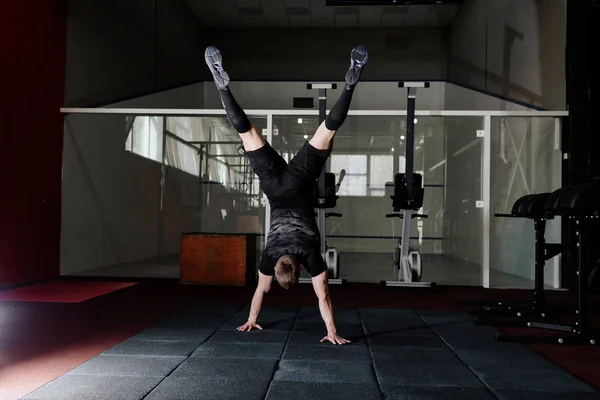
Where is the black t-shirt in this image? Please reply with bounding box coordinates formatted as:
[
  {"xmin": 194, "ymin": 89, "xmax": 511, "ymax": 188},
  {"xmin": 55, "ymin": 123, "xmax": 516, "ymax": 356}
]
[{"xmin": 246, "ymin": 141, "xmax": 331, "ymax": 278}]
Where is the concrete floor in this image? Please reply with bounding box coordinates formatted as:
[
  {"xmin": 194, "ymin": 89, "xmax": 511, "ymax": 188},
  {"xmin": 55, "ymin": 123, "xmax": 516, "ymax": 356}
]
[{"xmin": 71, "ymin": 253, "xmax": 540, "ymax": 289}]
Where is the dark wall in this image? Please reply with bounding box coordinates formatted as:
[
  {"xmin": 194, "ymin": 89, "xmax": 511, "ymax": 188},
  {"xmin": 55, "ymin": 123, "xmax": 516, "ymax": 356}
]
[
  {"xmin": 0, "ymin": 0, "xmax": 67, "ymax": 288},
  {"xmin": 204, "ymin": 27, "xmax": 448, "ymax": 82},
  {"xmin": 64, "ymin": 0, "xmax": 206, "ymax": 107},
  {"xmin": 448, "ymin": 0, "xmax": 566, "ymax": 110}
]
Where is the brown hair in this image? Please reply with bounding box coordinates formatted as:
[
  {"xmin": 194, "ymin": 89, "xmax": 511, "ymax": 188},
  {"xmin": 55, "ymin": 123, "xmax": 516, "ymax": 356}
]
[{"xmin": 274, "ymin": 255, "xmax": 302, "ymax": 289}]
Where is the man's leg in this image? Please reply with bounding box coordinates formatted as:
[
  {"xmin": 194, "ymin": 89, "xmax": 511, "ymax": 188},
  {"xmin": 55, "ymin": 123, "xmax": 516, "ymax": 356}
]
[
  {"xmin": 309, "ymin": 45, "xmax": 368, "ymax": 151},
  {"xmin": 205, "ymin": 46, "xmax": 287, "ymax": 194},
  {"xmin": 205, "ymin": 46, "xmax": 264, "ymax": 152}
]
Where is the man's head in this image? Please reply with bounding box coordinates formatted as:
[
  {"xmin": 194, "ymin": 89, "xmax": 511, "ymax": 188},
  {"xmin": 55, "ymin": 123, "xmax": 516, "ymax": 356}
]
[{"xmin": 274, "ymin": 255, "xmax": 302, "ymax": 289}]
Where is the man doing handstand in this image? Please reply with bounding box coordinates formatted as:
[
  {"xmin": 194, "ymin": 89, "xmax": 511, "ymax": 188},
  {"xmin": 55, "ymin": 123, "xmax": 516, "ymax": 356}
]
[{"xmin": 204, "ymin": 45, "xmax": 368, "ymax": 345}]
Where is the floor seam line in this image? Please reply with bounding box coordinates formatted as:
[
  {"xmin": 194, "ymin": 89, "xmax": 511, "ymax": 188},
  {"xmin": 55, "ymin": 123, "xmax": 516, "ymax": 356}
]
[
  {"xmin": 261, "ymin": 307, "xmax": 300, "ymax": 400},
  {"xmin": 358, "ymin": 309, "xmax": 386, "ymax": 399},
  {"xmin": 140, "ymin": 303, "xmax": 245, "ymax": 399},
  {"xmin": 416, "ymin": 310, "xmax": 501, "ymax": 400}
]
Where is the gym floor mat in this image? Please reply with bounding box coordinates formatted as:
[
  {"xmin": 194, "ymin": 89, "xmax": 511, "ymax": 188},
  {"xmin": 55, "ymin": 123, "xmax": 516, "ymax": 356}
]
[{"xmin": 13, "ymin": 282, "xmax": 600, "ymax": 399}]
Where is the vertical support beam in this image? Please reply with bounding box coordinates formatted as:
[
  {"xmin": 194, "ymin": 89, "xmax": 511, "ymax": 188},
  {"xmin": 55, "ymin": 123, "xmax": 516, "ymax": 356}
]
[
  {"xmin": 308, "ymin": 83, "xmax": 335, "ymax": 256},
  {"xmin": 317, "ymin": 88, "xmax": 327, "ymax": 255},
  {"xmin": 158, "ymin": 116, "xmax": 167, "ymax": 257},
  {"xmin": 406, "ymin": 87, "xmax": 416, "ymax": 199},
  {"xmin": 482, "ymin": 115, "xmax": 492, "ymax": 288},
  {"xmin": 264, "ymin": 114, "xmax": 273, "ymax": 246}
]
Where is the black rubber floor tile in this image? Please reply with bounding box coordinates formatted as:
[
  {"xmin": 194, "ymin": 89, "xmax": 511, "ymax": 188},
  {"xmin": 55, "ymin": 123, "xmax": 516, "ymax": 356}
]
[
  {"xmin": 293, "ymin": 322, "xmax": 364, "ymax": 336},
  {"xmin": 153, "ymin": 315, "xmax": 228, "ymax": 330},
  {"xmin": 415, "ymin": 309, "xmax": 471, "ymax": 318},
  {"xmin": 241, "ymin": 304, "xmax": 300, "ymax": 314},
  {"xmin": 208, "ymin": 329, "xmax": 289, "ymax": 344},
  {"xmin": 362, "ymin": 323, "xmax": 436, "ymax": 336},
  {"xmin": 358, "ymin": 308, "xmax": 419, "ymax": 318},
  {"xmin": 66, "ymin": 355, "xmax": 185, "ymax": 377},
  {"xmin": 367, "ymin": 333, "xmax": 447, "ymax": 349},
  {"xmin": 282, "ymin": 344, "xmax": 372, "ymax": 362},
  {"xmin": 434, "ymin": 325, "xmax": 500, "ymax": 341},
  {"xmin": 422, "ymin": 316, "xmax": 476, "ymax": 328},
  {"xmin": 443, "ymin": 336, "xmax": 527, "ymax": 351},
  {"xmin": 129, "ymin": 327, "xmax": 214, "ymax": 343},
  {"xmin": 494, "ymin": 389, "xmax": 600, "ymax": 399},
  {"xmin": 382, "ymin": 385, "xmax": 497, "ymax": 400},
  {"xmin": 369, "ymin": 347, "xmax": 464, "ymax": 365},
  {"xmin": 274, "ymin": 360, "xmax": 376, "ymax": 384},
  {"xmin": 231, "ymin": 311, "xmax": 296, "ymax": 322},
  {"xmin": 102, "ymin": 339, "xmax": 198, "ymax": 357},
  {"xmin": 191, "ymin": 342, "xmax": 284, "ymax": 359},
  {"xmin": 172, "ymin": 308, "xmax": 237, "ymax": 319},
  {"xmin": 472, "ymin": 365, "xmax": 595, "ymax": 391},
  {"xmin": 221, "ymin": 318, "xmax": 294, "ymax": 331},
  {"xmin": 288, "ymin": 330, "xmax": 366, "ymax": 346},
  {"xmin": 361, "ymin": 315, "xmax": 429, "ymax": 329},
  {"xmin": 145, "ymin": 375, "xmax": 271, "ymax": 400},
  {"xmin": 455, "ymin": 347, "xmax": 559, "ymax": 367},
  {"xmin": 297, "ymin": 307, "xmax": 359, "ymax": 323},
  {"xmin": 375, "ymin": 362, "xmax": 485, "ymax": 388},
  {"xmin": 170, "ymin": 357, "xmax": 278, "ymax": 380},
  {"xmin": 21, "ymin": 375, "xmax": 163, "ymax": 400},
  {"xmin": 265, "ymin": 381, "xmax": 382, "ymax": 400}
]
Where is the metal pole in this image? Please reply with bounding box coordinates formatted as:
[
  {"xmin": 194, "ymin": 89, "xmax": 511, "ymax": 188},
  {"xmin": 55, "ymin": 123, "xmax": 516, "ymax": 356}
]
[
  {"xmin": 158, "ymin": 117, "xmax": 167, "ymax": 256},
  {"xmin": 482, "ymin": 115, "xmax": 492, "ymax": 288},
  {"xmin": 406, "ymin": 87, "xmax": 417, "ymax": 200},
  {"xmin": 318, "ymin": 88, "xmax": 327, "ymax": 255}
]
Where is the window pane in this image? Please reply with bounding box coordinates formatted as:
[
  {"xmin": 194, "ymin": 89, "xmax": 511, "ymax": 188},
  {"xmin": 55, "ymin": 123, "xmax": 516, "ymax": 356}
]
[
  {"xmin": 129, "ymin": 116, "xmax": 163, "ymax": 163},
  {"xmin": 331, "ymin": 155, "xmax": 367, "ymax": 174},
  {"xmin": 370, "ymin": 155, "xmax": 393, "ymax": 191},
  {"xmin": 338, "ymin": 175, "xmax": 367, "ymax": 196},
  {"xmin": 398, "ymin": 156, "xmax": 406, "ymax": 173}
]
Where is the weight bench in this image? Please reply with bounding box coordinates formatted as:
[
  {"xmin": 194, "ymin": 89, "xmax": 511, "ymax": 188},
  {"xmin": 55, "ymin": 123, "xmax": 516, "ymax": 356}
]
[
  {"xmin": 495, "ymin": 181, "xmax": 600, "ymax": 346},
  {"xmin": 463, "ymin": 192, "xmax": 566, "ymax": 325}
]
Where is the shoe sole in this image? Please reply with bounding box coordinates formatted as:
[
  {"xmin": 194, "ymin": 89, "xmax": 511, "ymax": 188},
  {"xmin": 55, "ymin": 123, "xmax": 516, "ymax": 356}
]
[
  {"xmin": 205, "ymin": 46, "xmax": 230, "ymax": 89},
  {"xmin": 345, "ymin": 45, "xmax": 368, "ymax": 86}
]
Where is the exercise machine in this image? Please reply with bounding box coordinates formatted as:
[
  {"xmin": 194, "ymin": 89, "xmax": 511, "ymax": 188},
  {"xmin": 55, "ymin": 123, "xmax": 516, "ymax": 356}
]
[
  {"xmin": 311, "ymin": 171, "xmax": 344, "ymax": 281},
  {"xmin": 493, "ymin": 181, "xmax": 600, "ymax": 346},
  {"xmin": 384, "ymin": 82, "xmax": 435, "ymax": 288},
  {"xmin": 298, "ymin": 83, "xmax": 344, "ymax": 285}
]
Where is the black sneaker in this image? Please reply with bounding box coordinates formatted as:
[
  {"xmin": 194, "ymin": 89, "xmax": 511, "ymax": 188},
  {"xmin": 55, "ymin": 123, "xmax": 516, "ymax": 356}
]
[
  {"xmin": 345, "ymin": 45, "xmax": 368, "ymax": 88},
  {"xmin": 205, "ymin": 46, "xmax": 230, "ymax": 90}
]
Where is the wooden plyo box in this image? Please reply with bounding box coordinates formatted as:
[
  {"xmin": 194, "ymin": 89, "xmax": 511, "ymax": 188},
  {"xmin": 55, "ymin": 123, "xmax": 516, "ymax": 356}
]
[{"xmin": 180, "ymin": 233, "xmax": 257, "ymax": 286}]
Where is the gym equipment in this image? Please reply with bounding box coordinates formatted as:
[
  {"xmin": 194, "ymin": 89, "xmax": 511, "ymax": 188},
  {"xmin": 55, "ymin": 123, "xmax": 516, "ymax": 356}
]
[
  {"xmin": 384, "ymin": 82, "xmax": 435, "ymax": 288},
  {"xmin": 461, "ymin": 193, "xmax": 567, "ymax": 326},
  {"xmin": 386, "ymin": 173, "xmax": 429, "ymax": 283},
  {"xmin": 298, "ymin": 83, "xmax": 344, "ymax": 285},
  {"xmin": 305, "ymin": 172, "xmax": 344, "ymax": 282},
  {"xmin": 494, "ymin": 181, "xmax": 600, "ymax": 346}
]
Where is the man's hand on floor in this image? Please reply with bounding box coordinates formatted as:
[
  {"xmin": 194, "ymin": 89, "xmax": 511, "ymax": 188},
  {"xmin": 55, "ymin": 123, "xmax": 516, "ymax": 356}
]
[
  {"xmin": 237, "ymin": 320, "xmax": 263, "ymax": 332},
  {"xmin": 320, "ymin": 332, "xmax": 351, "ymax": 345}
]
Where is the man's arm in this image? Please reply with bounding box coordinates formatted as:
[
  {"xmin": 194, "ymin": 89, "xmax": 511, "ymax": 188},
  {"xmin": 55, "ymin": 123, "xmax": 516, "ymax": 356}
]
[
  {"xmin": 238, "ymin": 271, "xmax": 272, "ymax": 332},
  {"xmin": 311, "ymin": 271, "xmax": 351, "ymax": 345}
]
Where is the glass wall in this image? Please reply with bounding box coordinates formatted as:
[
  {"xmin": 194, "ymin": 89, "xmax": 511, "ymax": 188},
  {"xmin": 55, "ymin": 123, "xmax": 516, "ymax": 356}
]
[
  {"xmin": 61, "ymin": 110, "xmax": 564, "ymax": 288},
  {"xmin": 60, "ymin": 114, "xmax": 267, "ymax": 278},
  {"xmin": 438, "ymin": 116, "xmax": 484, "ymax": 285},
  {"xmin": 272, "ymin": 114, "xmax": 484, "ymax": 285},
  {"xmin": 489, "ymin": 117, "xmax": 562, "ymax": 288}
]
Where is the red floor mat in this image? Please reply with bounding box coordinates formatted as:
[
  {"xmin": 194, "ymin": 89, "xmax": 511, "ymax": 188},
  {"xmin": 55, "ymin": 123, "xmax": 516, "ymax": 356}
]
[{"xmin": 0, "ymin": 281, "xmax": 138, "ymax": 303}]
